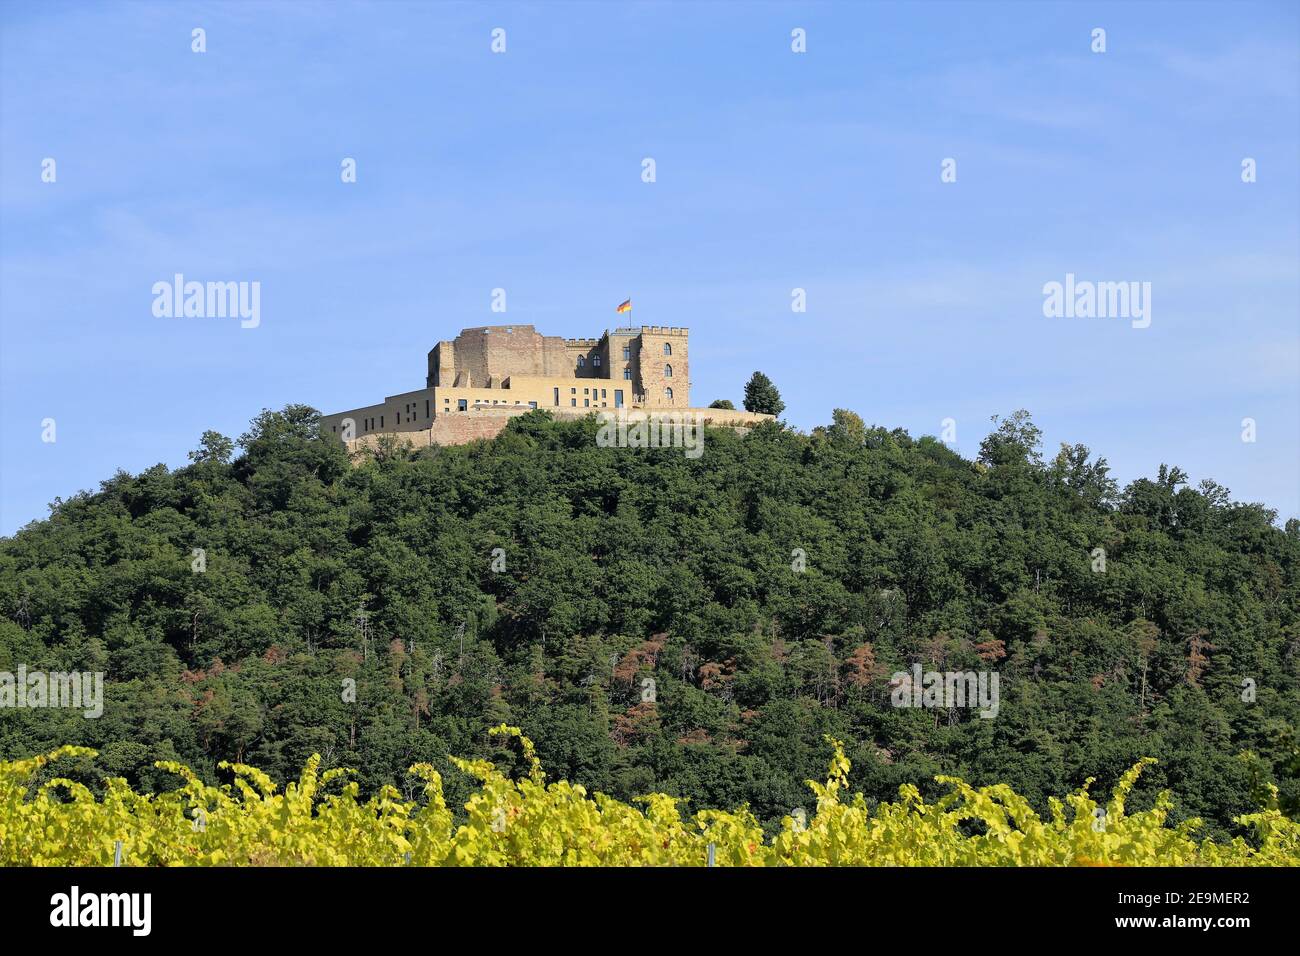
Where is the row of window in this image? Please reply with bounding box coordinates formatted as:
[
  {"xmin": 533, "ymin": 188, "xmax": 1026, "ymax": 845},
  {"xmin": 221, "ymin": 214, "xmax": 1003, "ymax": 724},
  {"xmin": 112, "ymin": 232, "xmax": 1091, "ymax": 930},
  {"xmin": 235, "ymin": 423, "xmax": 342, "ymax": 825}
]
[
  {"xmin": 396, "ymin": 399, "xmax": 432, "ymax": 425},
  {"xmin": 576, "ymin": 343, "xmax": 674, "ymax": 373},
  {"xmin": 347, "ymin": 398, "xmax": 435, "ymax": 433},
  {"xmin": 577, "ymin": 362, "xmax": 674, "ymax": 378},
  {"xmin": 342, "ymin": 380, "xmax": 676, "ymax": 434},
  {"xmin": 444, "ymin": 397, "xmax": 540, "ymax": 412},
  {"xmin": 551, "ymin": 386, "xmax": 627, "ymax": 408},
  {"xmin": 626, "ymin": 343, "xmax": 672, "ymax": 357}
]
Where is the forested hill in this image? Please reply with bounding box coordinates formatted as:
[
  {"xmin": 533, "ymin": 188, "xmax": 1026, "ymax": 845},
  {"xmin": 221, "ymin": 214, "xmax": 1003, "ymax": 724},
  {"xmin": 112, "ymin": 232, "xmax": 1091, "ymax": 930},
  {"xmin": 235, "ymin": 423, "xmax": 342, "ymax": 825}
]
[{"xmin": 2, "ymin": 405, "xmax": 1297, "ymax": 835}]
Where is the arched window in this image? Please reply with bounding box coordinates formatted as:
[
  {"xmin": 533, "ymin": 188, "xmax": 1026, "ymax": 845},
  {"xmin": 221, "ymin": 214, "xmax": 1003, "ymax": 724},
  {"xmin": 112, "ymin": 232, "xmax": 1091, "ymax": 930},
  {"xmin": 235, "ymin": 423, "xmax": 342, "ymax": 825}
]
[
  {"xmin": 577, "ymin": 356, "xmax": 585, "ymax": 369},
  {"xmin": 665, "ymin": 387, "xmax": 674, "ymax": 401},
  {"xmin": 663, "ymin": 343, "xmax": 672, "ymax": 356},
  {"xmin": 664, "ymin": 364, "xmax": 672, "ymax": 377}
]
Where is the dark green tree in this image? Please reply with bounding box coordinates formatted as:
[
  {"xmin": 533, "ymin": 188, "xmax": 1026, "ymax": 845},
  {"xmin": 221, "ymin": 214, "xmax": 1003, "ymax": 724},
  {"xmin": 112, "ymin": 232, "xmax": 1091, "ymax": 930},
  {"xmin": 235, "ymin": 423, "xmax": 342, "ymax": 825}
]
[
  {"xmin": 743, "ymin": 372, "xmax": 785, "ymax": 416},
  {"xmin": 1, "ymin": 402, "xmax": 1295, "ymax": 837},
  {"xmin": 189, "ymin": 430, "xmax": 234, "ymax": 465}
]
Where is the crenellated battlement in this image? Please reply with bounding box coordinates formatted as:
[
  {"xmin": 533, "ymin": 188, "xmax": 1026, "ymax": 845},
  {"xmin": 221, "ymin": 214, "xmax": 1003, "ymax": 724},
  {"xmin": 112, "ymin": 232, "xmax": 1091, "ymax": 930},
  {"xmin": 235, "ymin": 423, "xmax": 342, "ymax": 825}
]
[{"xmin": 641, "ymin": 326, "xmax": 688, "ymax": 336}]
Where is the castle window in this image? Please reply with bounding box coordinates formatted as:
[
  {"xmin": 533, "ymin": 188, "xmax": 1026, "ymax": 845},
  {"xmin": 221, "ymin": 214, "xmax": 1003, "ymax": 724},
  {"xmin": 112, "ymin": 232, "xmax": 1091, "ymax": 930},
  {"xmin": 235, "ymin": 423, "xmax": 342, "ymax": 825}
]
[
  {"xmin": 577, "ymin": 356, "xmax": 585, "ymax": 369},
  {"xmin": 601, "ymin": 389, "xmax": 606, "ymax": 398},
  {"xmin": 663, "ymin": 343, "xmax": 672, "ymax": 356},
  {"xmin": 571, "ymin": 387, "xmax": 576, "ymax": 394},
  {"xmin": 623, "ymin": 368, "xmax": 631, "ymax": 380},
  {"xmin": 664, "ymin": 364, "xmax": 672, "ymax": 377},
  {"xmin": 623, "ymin": 346, "xmax": 631, "ymax": 360},
  {"xmin": 594, "ymin": 355, "xmax": 602, "ymax": 368},
  {"xmin": 571, "ymin": 399, "xmax": 577, "ymax": 407},
  {"xmin": 458, "ymin": 399, "xmax": 467, "ymax": 411},
  {"xmin": 665, "ymin": 387, "xmax": 674, "ymax": 401},
  {"xmin": 584, "ymin": 399, "xmax": 590, "ymax": 407},
  {"xmin": 529, "ymin": 402, "xmax": 538, "ymax": 409},
  {"xmin": 554, "ymin": 387, "xmax": 560, "ymax": 406}
]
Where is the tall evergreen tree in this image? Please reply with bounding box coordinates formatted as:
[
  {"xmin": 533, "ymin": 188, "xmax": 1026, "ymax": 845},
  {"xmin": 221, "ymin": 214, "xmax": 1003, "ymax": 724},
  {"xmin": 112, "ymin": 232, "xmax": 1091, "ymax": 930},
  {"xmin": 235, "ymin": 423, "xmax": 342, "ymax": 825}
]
[{"xmin": 743, "ymin": 372, "xmax": 785, "ymax": 416}]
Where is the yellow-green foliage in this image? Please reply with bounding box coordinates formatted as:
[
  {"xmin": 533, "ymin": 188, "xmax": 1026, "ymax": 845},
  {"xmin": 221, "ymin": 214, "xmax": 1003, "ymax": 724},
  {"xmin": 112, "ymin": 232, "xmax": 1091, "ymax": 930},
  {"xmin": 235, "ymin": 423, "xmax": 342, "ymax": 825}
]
[{"xmin": 2, "ymin": 727, "xmax": 1296, "ymax": 866}]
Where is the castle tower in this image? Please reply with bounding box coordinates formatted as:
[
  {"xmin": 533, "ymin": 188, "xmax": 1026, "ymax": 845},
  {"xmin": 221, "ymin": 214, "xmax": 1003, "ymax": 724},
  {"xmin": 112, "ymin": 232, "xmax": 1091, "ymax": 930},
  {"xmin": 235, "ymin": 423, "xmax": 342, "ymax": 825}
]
[{"xmin": 635, "ymin": 326, "xmax": 689, "ymax": 408}]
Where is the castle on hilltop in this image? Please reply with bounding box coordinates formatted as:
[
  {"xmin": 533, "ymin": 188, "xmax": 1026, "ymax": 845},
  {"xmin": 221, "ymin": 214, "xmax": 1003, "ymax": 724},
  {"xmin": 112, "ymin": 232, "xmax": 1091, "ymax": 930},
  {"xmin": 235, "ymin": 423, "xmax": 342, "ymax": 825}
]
[{"xmin": 322, "ymin": 324, "xmax": 770, "ymax": 448}]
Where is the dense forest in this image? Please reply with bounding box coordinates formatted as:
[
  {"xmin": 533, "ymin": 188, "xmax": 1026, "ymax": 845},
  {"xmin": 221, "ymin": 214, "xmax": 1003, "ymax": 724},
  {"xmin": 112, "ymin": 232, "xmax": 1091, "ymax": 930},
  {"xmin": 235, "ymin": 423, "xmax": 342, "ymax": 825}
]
[{"xmin": 2, "ymin": 404, "xmax": 1297, "ymax": 838}]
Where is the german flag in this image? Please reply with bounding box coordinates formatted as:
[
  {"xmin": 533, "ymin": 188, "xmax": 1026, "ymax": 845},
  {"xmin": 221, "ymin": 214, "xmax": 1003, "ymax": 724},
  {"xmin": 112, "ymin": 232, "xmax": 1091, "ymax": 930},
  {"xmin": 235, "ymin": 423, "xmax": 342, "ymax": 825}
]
[{"xmin": 616, "ymin": 298, "xmax": 632, "ymax": 314}]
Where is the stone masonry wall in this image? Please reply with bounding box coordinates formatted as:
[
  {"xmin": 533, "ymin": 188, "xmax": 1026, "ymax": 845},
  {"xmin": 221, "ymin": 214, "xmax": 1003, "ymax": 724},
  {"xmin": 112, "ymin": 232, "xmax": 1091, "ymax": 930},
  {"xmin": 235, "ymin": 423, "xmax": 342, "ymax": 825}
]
[
  {"xmin": 636, "ymin": 326, "xmax": 689, "ymax": 408},
  {"xmin": 342, "ymin": 405, "xmax": 771, "ymax": 456}
]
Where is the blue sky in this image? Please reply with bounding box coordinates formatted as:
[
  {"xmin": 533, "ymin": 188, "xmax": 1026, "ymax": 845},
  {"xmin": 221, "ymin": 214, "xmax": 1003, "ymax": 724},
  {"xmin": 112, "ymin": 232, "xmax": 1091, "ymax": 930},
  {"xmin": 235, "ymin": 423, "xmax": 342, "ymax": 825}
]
[{"xmin": 2, "ymin": 0, "xmax": 1298, "ymax": 535}]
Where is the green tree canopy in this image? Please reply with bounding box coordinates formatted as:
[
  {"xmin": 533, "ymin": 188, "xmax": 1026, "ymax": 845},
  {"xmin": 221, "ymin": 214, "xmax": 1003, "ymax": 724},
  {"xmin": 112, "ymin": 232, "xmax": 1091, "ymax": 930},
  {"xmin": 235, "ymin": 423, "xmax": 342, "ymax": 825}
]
[
  {"xmin": 1, "ymin": 404, "xmax": 1295, "ymax": 835},
  {"xmin": 743, "ymin": 372, "xmax": 785, "ymax": 417}
]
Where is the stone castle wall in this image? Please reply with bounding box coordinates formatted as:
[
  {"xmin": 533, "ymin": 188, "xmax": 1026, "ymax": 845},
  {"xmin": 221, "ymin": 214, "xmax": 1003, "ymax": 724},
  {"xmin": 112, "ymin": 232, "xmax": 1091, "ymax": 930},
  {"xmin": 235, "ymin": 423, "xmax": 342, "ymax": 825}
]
[
  {"xmin": 328, "ymin": 323, "xmax": 720, "ymax": 447},
  {"xmin": 342, "ymin": 405, "xmax": 773, "ymax": 455},
  {"xmin": 428, "ymin": 326, "xmax": 575, "ymax": 388}
]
